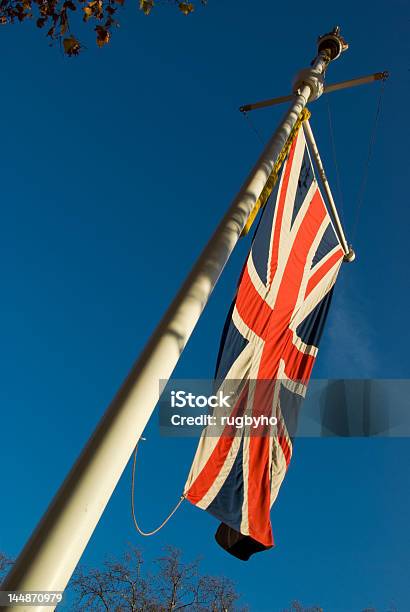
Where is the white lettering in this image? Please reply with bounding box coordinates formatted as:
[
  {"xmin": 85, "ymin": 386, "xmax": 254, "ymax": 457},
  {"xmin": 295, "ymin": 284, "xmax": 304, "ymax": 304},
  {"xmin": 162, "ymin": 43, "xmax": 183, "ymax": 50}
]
[{"xmin": 174, "ymin": 390, "xmax": 187, "ymax": 408}]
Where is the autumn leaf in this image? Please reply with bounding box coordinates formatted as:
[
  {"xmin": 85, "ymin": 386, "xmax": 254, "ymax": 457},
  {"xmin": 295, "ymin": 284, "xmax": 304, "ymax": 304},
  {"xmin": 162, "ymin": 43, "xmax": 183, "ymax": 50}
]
[
  {"xmin": 178, "ymin": 1, "xmax": 194, "ymax": 15},
  {"xmin": 82, "ymin": 5, "xmax": 92, "ymax": 21},
  {"xmin": 0, "ymin": 0, "xmax": 203, "ymax": 55},
  {"xmin": 63, "ymin": 34, "xmax": 81, "ymax": 55},
  {"xmin": 139, "ymin": 0, "xmax": 153, "ymax": 16},
  {"xmin": 95, "ymin": 24, "xmax": 110, "ymax": 46}
]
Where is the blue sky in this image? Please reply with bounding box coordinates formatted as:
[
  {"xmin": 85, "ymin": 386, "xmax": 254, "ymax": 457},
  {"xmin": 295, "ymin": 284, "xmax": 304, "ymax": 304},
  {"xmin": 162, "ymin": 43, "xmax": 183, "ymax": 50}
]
[{"xmin": 1, "ymin": 0, "xmax": 409, "ymax": 610}]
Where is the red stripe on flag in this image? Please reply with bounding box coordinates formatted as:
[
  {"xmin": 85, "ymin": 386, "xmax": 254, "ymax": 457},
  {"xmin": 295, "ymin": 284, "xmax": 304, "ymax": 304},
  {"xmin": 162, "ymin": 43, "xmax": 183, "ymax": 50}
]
[
  {"xmin": 269, "ymin": 134, "xmax": 299, "ymax": 283},
  {"xmin": 248, "ymin": 435, "xmax": 274, "ymax": 546},
  {"xmin": 236, "ymin": 266, "xmax": 273, "ymax": 341},
  {"xmin": 185, "ymin": 385, "xmax": 249, "ymax": 506},
  {"xmin": 282, "ymin": 330, "xmax": 315, "ymax": 383},
  {"xmin": 305, "ymin": 248, "xmax": 344, "ymax": 298}
]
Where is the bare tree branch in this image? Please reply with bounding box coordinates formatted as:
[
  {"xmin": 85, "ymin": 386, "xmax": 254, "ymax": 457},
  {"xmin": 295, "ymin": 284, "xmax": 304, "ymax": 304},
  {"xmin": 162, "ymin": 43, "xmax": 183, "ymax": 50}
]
[
  {"xmin": 69, "ymin": 545, "xmax": 245, "ymax": 611},
  {"xmin": 0, "ymin": 552, "xmax": 13, "ymax": 582}
]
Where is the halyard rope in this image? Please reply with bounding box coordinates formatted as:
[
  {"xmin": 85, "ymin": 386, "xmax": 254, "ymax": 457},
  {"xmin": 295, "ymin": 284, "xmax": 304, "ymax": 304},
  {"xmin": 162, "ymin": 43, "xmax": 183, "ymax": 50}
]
[
  {"xmin": 351, "ymin": 79, "xmax": 386, "ymax": 241},
  {"xmin": 131, "ymin": 442, "xmax": 185, "ymax": 537},
  {"xmin": 326, "ymin": 96, "xmax": 346, "ymax": 225},
  {"xmin": 242, "ymin": 110, "xmax": 265, "ymax": 144}
]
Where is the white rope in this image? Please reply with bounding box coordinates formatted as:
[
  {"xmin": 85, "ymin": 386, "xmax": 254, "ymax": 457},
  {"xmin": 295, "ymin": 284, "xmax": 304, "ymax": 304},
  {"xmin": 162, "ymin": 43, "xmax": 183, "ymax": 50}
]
[{"xmin": 131, "ymin": 442, "xmax": 185, "ymax": 537}]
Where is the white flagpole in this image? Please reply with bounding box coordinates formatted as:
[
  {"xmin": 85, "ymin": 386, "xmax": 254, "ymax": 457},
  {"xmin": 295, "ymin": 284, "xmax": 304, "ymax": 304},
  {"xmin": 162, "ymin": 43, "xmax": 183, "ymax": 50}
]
[{"xmin": 2, "ymin": 28, "xmax": 348, "ymax": 608}]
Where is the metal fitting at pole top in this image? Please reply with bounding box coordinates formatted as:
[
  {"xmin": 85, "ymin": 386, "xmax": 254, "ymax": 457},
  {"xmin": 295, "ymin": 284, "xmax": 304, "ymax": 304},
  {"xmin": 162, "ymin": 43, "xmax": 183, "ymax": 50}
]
[
  {"xmin": 292, "ymin": 26, "xmax": 349, "ymax": 102},
  {"xmin": 317, "ymin": 25, "xmax": 349, "ymax": 61}
]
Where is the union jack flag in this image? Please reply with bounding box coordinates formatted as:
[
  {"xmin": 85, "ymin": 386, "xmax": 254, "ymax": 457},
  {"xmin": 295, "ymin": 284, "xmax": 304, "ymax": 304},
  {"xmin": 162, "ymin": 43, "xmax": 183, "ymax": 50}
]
[{"xmin": 184, "ymin": 126, "xmax": 344, "ymax": 560}]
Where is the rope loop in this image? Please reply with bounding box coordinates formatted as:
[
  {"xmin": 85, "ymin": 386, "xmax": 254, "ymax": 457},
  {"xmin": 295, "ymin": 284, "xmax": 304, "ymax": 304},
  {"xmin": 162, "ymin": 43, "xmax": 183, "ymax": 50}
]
[{"xmin": 131, "ymin": 442, "xmax": 185, "ymax": 537}]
